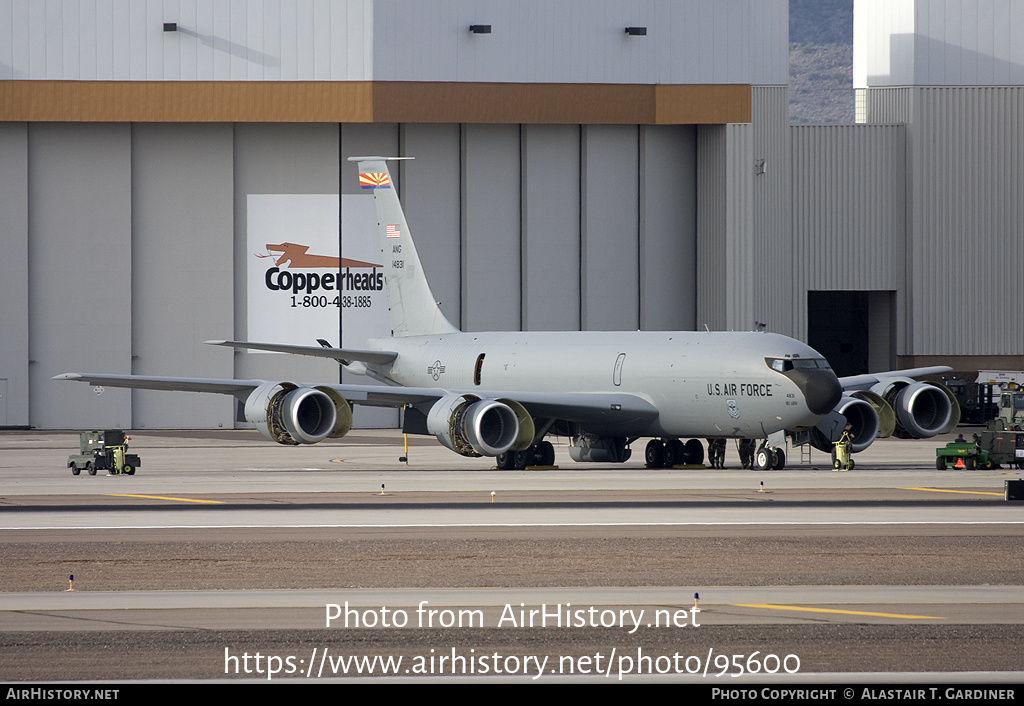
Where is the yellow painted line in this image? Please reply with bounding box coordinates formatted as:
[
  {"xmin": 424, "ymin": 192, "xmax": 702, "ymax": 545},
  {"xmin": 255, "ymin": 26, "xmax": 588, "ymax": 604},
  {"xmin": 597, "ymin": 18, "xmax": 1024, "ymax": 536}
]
[
  {"xmin": 733, "ymin": 603, "xmax": 944, "ymax": 620},
  {"xmin": 110, "ymin": 494, "xmax": 224, "ymax": 505},
  {"xmin": 902, "ymin": 487, "xmax": 1004, "ymax": 497}
]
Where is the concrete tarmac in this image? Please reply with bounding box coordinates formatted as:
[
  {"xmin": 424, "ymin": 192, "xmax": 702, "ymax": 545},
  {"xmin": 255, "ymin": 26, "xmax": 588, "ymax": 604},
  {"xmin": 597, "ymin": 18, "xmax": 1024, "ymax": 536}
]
[{"xmin": 1, "ymin": 428, "xmax": 1022, "ymax": 682}]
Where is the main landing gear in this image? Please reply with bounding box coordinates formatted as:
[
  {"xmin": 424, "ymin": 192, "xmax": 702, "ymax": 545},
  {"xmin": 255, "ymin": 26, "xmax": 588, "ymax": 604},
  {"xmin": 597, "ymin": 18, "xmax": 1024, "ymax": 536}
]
[
  {"xmin": 645, "ymin": 438, "xmax": 704, "ymax": 469},
  {"xmin": 496, "ymin": 440, "xmax": 556, "ymax": 470}
]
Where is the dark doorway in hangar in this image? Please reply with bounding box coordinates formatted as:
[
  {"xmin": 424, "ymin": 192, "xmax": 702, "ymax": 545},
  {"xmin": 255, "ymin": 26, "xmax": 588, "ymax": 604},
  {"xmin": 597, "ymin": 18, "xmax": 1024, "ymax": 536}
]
[{"xmin": 807, "ymin": 291, "xmax": 895, "ymax": 377}]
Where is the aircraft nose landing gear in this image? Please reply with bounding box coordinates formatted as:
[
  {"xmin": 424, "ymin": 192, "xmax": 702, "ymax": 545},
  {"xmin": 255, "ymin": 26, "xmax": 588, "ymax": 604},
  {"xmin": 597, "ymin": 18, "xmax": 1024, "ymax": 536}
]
[{"xmin": 754, "ymin": 442, "xmax": 786, "ymax": 470}]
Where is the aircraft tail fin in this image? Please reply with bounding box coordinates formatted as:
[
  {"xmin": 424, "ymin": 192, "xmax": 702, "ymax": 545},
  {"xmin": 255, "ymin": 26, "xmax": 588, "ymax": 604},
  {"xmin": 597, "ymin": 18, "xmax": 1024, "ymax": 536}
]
[{"xmin": 348, "ymin": 156, "xmax": 460, "ymax": 338}]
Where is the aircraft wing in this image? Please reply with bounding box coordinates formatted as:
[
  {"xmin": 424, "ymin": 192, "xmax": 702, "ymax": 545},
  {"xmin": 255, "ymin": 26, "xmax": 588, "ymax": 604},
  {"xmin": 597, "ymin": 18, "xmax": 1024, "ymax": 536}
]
[
  {"xmin": 52, "ymin": 373, "xmax": 441, "ymax": 405},
  {"xmin": 424, "ymin": 390, "xmax": 660, "ymax": 432},
  {"xmin": 53, "ymin": 373, "xmax": 658, "ymax": 429},
  {"xmin": 346, "ymin": 385, "xmax": 657, "ymax": 434},
  {"xmin": 839, "ymin": 366, "xmax": 952, "ymax": 391},
  {"xmin": 205, "ymin": 340, "xmax": 398, "ymax": 365},
  {"xmin": 52, "ymin": 373, "xmax": 264, "ymax": 396},
  {"xmin": 822, "ymin": 365, "xmax": 958, "ymax": 451}
]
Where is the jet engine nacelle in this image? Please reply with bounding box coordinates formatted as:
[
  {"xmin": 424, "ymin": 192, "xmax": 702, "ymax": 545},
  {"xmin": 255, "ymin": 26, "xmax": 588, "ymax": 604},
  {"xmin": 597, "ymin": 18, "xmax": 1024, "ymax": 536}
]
[
  {"xmin": 244, "ymin": 382, "xmax": 353, "ymax": 445},
  {"xmin": 425, "ymin": 394, "xmax": 534, "ymax": 457},
  {"xmin": 870, "ymin": 378, "xmax": 959, "ymax": 438},
  {"xmin": 810, "ymin": 395, "xmax": 883, "ymax": 454}
]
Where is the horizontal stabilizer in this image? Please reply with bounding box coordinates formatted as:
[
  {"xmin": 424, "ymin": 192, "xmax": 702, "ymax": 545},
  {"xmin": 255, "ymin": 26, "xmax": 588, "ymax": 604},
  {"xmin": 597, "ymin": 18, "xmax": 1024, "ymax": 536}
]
[{"xmin": 205, "ymin": 340, "xmax": 398, "ymax": 365}]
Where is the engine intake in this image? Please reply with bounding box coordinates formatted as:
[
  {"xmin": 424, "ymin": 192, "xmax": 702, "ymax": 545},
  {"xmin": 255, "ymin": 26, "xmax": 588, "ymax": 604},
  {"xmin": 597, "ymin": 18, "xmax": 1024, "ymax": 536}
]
[
  {"xmin": 245, "ymin": 382, "xmax": 353, "ymax": 445},
  {"xmin": 871, "ymin": 379, "xmax": 958, "ymax": 438},
  {"xmin": 810, "ymin": 396, "xmax": 881, "ymax": 453},
  {"xmin": 810, "ymin": 379, "xmax": 960, "ymax": 454}
]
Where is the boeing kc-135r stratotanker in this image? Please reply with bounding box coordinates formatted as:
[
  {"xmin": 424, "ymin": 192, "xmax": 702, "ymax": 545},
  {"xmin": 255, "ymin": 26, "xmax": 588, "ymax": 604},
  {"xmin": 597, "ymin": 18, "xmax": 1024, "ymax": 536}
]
[{"xmin": 56, "ymin": 156, "xmax": 959, "ymax": 470}]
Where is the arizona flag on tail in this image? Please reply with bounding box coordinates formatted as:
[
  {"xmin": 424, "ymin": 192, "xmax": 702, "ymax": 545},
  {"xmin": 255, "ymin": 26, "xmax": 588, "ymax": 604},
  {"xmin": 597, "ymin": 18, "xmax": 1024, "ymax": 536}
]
[{"xmin": 359, "ymin": 172, "xmax": 391, "ymax": 189}]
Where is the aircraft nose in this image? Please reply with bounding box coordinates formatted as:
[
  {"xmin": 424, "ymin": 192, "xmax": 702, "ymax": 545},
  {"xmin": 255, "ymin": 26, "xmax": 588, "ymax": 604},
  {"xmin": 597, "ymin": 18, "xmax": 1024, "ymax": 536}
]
[{"xmin": 784, "ymin": 368, "xmax": 843, "ymax": 416}]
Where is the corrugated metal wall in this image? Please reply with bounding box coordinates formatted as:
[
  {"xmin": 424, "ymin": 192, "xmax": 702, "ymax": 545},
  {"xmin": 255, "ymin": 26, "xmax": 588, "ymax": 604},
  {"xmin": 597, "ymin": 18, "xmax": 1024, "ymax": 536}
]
[
  {"xmin": 0, "ymin": 0, "xmax": 788, "ymax": 85},
  {"xmin": 0, "ymin": 0, "xmax": 373, "ymax": 81},
  {"xmin": 695, "ymin": 87, "xmax": 790, "ymax": 335},
  {"xmin": 375, "ymin": 0, "xmax": 787, "ymax": 85},
  {"xmin": 460, "ymin": 124, "xmax": 522, "ymax": 332},
  {"xmin": 855, "ymin": 0, "xmax": 1024, "ymax": 88},
  {"xmin": 27, "ymin": 124, "xmax": 133, "ymax": 429},
  {"xmin": 790, "ymin": 124, "xmax": 907, "ymax": 343},
  {"xmin": 863, "ymin": 86, "xmax": 1024, "ymax": 358},
  {"xmin": 130, "ymin": 123, "xmax": 235, "ymax": 428},
  {"xmin": 749, "ymin": 86, "xmax": 792, "ymax": 337},
  {"xmin": 522, "ymin": 125, "xmax": 581, "ymax": 331},
  {"xmin": 0, "ymin": 123, "xmax": 29, "ymax": 427},
  {"xmin": 582, "ymin": 125, "xmax": 640, "ymax": 332},
  {"xmin": 909, "ymin": 87, "xmax": 1023, "ymax": 356},
  {"xmin": 398, "ymin": 124, "xmax": 462, "ymax": 327},
  {"xmin": 695, "ymin": 122, "xmax": 754, "ymax": 333},
  {"xmin": 639, "ymin": 125, "xmax": 698, "ymax": 332}
]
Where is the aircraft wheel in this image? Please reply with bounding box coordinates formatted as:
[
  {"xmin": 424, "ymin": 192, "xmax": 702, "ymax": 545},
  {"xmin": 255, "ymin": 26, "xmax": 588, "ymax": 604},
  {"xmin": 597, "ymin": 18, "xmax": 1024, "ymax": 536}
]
[
  {"xmin": 664, "ymin": 439, "xmax": 685, "ymax": 467},
  {"xmin": 535, "ymin": 441, "xmax": 555, "ymax": 467},
  {"xmin": 645, "ymin": 439, "xmax": 665, "ymax": 469},
  {"xmin": 87, "ymin": 463, "xmax": 96, "ymax": 476},
  {"xmin": 683, "ymin": 439, "xmax": 704, "ymax": 466},
  {"xmin": 771, "ymin": 448, "xmax": 786, "ymax": 470},
  {"xmin": 496, "ymin": 452, "xmax": 515, "ymax": 470},
  {"xmin": 754, "ymin": 445, "xmax": 772, "ymax": 471},
  {"xmin": 513, "ymin": 448, "xmax": 534, "ymax": 470}
]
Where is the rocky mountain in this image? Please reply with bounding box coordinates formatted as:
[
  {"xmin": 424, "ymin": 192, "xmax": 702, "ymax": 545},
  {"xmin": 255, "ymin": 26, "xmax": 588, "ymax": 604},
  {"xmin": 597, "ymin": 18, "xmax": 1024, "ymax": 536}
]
[{"xmin": 789, "ymin": 0, "xmax": 855, "ymax": 124}]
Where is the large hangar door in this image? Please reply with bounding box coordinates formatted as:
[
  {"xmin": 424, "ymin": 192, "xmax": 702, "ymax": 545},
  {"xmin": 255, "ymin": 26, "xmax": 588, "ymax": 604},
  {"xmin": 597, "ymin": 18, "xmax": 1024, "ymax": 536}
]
[{"xmin": 807, "ymin": 291, "xmax": 895, "ymax": 377}]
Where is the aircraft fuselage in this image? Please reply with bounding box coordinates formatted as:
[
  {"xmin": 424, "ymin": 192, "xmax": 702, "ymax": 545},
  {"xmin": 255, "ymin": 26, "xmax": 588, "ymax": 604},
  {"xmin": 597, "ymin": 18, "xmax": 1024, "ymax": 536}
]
[{"xmin": 369, "ymin": 330, "xmax": 829, "ymax": 439}]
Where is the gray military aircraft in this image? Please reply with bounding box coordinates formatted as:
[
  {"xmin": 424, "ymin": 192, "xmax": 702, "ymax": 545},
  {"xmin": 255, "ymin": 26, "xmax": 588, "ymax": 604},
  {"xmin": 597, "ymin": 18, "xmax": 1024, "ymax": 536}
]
[{"xmin": 56, "ymin": 156, "xmax": 959, "ymax": 470}]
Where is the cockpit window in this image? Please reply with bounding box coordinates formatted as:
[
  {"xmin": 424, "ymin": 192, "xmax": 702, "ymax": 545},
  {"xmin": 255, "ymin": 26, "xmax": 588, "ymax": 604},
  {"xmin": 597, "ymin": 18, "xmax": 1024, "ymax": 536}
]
[{"xmin": 765, "ymin": 357, "xmax": 831, "ymax": 372}]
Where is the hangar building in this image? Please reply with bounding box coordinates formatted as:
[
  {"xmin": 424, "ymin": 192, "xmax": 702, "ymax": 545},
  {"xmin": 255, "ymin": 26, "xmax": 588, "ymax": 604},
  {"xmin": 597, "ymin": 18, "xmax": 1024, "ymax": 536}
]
[{"xmin": 0, "ymin": 0, "xmax": 1021, "ymax": 430}]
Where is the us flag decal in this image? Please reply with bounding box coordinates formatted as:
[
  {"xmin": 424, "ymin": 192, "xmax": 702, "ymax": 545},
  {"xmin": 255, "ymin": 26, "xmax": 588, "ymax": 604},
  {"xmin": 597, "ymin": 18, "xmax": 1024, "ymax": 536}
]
[
  {"xmin": 359, "ymin": 172, "xmax": 391, "ymax": 189},
  {"xmin": 386, "ymin": 224, "xmax": 400, "ymax": 238}
]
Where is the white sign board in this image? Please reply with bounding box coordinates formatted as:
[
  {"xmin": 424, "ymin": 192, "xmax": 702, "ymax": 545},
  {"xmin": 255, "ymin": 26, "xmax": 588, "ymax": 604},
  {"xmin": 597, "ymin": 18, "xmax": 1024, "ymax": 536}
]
[{"xmin": 246, "ymin": 194, "xmax": 396, "ymax": 427}]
